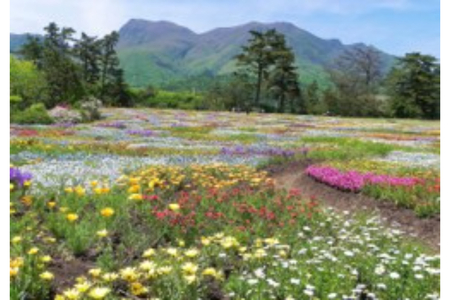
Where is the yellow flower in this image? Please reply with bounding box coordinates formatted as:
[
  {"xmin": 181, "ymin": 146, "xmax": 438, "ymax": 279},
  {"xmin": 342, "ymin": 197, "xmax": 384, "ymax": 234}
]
[
  {"xmin": 128, "ymin": 185, "xmax": 140, "ymax": 193},
  {"xmin": 10, "ymin": 267, "xmax": 19, "ymax": 278},
  {"xmin": 183, "ymin": 274, "xmax": 196, "ymax": 284},
  {"xmin": 100, "ymin": 207, "xmax": 114, "ymax": 217},
  {"xmin": 202, "ymin": 268, "xmax": 219, "ymax": 278},
  {"xmin": 21, "ymin": 195, "xmax": 33, "ymax": 206},
  {"xmin": 28, "ymin": 247, "xmax": 39, "ymax": 255},
  {"xmin": 74, "ymin": 281, "xmax": 92, "ymax": 292},
  {"xmin": 12, "ymin": 236, "xmax": 22, "ymax": 244},
  {"xmin": 54, "ymin": 295, "xmax": 65, "ymax": 300},
  {"xmin": 139, "ymin": 260, "xmax": 156, "ymax": 271},
  {"xmin": 64, "ymin": 288, "xmax": 81, "ymax": 300},
  {"xmin": 102, "ymin": 272, "xmax": 119, "ymax": 282},
  {"xmin": 201, "ymin": 237, "xmax": 211, "ymax": 246},
  {"xmin": 166, "ymin": 248, "xmax": 178, "ymax": 257},
  {"xmin": 142, "ymin": 248, "xmax": 156, "ymax": 258},
  {"xmin": 131, "ymin": 282, "xmax": 148, "ymax": 296},
  {"xmin": 24, "ymin": 180, "xmax": 32, "ymax": 187},
  {"xmin": 184, "ymin": 248, "xmax": 199, "ymax": 258},
  {"xmin": 181, "ymin": 262, "xmax": 198, "ymax": 275},
  {"xmin": 74, "ymin": 186, "xmax": 86, "ymax": 196},
  {"xmin": 47, "ymin": 201, "xmax": 57, "ymax": 208},
  {"xmin": 253, "ymin": 248, "xmax": 267, "ymax": 259},
  {"xmin": 65, "ymin": 187, "xmax": 74, "ymax": 193},
  {"xmin": 39, "ymin": 271, "xmax": 54, "ymax": 280},
  {"xmin": 220, "ymin": 236, "xmax": 239, "ymax": 249},
  {"xmin": 40, "ymin": 255, "xmax": 52, "ymax": 263},
  {"xmin": 120, "ymin": 267, "xmax": 138, "ymax": 282},
  {"xmin": 90, "ymin": 181, "xmax": 98, "ymax": 188},
  {"xmin": 60, "ymin": 206, "xmax": 69, "ymax": 213},
  {"xmin": 66, "ymin": 213, "xmax": 79, "ymax": 222},
  {"xmin": 94, "ymin": 188, "xmax": 103, "ymax": 195},
  {"xmin": 88, "ymin": 287, "xmax": 110, "ymax": 299},
  {"xmin": 96, "ymin": 229, "xmax": 108, "ymax": 238},
  {"xmin": 88, "ymin": 268, "xmax": 102, "ymax": 278},
  {"xmin": 128, "ymin": 194, "xmax": 143, "ymax": 201},
  {"xmin": 168, "ymin": 203, "xmax": 180, "ymax": 212},
  {"xmin": 157, "ymin": 266, "xmax": 172, "ymax": 275},
  {"xmin": 10, "ymin": 183, "xmax": 14, "ymax": 191}
]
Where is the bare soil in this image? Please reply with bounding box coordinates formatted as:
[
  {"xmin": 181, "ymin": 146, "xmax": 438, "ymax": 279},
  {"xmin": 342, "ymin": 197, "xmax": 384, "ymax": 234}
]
[{"xmin": 266, "ymin": 160, "xmax": 440, "ymax": 252}]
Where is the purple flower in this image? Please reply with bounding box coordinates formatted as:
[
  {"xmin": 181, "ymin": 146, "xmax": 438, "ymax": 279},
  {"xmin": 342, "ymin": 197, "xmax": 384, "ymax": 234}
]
[
  {"xmin": 10, "ymin": 167, "xmax": 32, "ymax": 187},
  {"xmin": 126, "ymin": 129, "xmax": 155, "ymax": 137}
]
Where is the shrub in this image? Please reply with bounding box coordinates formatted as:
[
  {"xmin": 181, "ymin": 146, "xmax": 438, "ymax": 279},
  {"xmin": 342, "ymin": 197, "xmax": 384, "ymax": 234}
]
[
  {"xmin": 80, "ymin": 96, "xmax": 102, "ymax": 122},
  {"xmin": 48, "ymin": 105, "xmax": 83, "ymax": 124},
  {"xmin": 11, "ymin": 103, "xmax": 54, "ymax": 124}
]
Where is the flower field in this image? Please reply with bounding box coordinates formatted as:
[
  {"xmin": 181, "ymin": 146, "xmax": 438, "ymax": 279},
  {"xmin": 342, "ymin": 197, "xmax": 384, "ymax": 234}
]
[{"xmin": 10, "ymin": 109, "xmax": 440, "ymax": 299}]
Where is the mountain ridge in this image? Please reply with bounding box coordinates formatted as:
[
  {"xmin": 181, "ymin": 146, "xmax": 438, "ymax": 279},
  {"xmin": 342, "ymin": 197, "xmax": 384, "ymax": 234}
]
[{"xmin": 10, "ymin": 19, "xmax": 396, "ymax": 88}]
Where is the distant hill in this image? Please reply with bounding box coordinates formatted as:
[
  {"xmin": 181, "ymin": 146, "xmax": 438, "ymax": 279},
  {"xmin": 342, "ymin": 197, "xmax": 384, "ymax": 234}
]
[
  {"xmin": 10, "ymin": 19, "xmax": 396, "ymax": 88},
  {"xmin": 10, "ymin": 33, "xmax": 42, "ymax": 53},
  {"xmin": 116, "ymin": 19, "xmax": 395, "ymax": 88}
]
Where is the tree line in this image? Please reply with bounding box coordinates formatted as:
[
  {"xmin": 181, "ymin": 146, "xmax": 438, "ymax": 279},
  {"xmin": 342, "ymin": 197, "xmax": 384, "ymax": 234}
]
[
  {"xmin": 207, "ymin": 29, "xmax": 440, "ymax": 119},
  {"xmin": 12, "ymin": 22, "xmax": 133, "ymax": 111},
  {"xmin": 11, "ymin": 24, "xmax": 440, "ymax": 120}
]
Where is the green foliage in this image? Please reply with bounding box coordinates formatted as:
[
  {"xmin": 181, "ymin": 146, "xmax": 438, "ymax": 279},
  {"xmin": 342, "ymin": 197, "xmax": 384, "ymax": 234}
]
[
  {"xmin": 386, "ymin": 52, "xmax": 440, "ymax": 119},
  {"xmin": 143, "ymin": 90, "xmax": 205, "ymax": 110},
  {"xmin": 236, "ymin": 29, "xmax": 301, "ymax": 112},
  {"xmin": 11, "ymin": 103, "xmax": 54, "ymax": 124},
  {"xmin": 10, "ymin": 56, "xmax": 47, "ymax": 109}
]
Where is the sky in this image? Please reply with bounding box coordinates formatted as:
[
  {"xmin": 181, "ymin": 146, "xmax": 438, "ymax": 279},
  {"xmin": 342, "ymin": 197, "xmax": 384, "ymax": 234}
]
[{"xmin": 10, "ymin": 0, "xmax": 440, "ymax": 57}]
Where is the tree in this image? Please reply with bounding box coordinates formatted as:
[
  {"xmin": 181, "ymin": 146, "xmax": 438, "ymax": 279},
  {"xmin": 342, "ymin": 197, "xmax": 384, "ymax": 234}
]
[
  {"xmin": 386, "ymin": 52, "xmax": 440, "ymax": 119},
  {"xmin": 99, "ymin": 31, "xmax": 122, "ymax": 103},
  {"xmin": 74, "ymin": 33, "xmax": 101, "ymax": 86},
  {"xmin": 40, "ymin": 22, "xmax": 84, "ymax": 107},
  {"xmin": 236, "ymin": 30, "xmax": 275, "ymax": 108},
  {"xmin": 236, "ymin": 29, "xmax": 300, "ymax": 112},
  {"xmin": 19, "ymin": 35, "xmax": 44, "ymax": 68},
  {"xmin": 326, "ymin": 46, "xmax": 384, "ymax": 116},
  {"xmin": 304, "ymin": 80, "xmax": 325, "ymax": 114},
  {"xmin": 10, "ymin": 56, "xmax": 47, "ymax": 109}
]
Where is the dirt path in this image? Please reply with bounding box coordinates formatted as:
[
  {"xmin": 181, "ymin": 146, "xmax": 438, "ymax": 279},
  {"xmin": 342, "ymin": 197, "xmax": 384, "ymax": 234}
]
[{"xmin": 267, "ymin": 161, "xmax": 440, "ymax": 252}]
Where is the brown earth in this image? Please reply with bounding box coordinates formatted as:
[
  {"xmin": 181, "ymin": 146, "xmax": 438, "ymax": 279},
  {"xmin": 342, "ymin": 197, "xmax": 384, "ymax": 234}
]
[{"xmin": 266, "ymin": 160, "xmax": 440, "ymax": 253}]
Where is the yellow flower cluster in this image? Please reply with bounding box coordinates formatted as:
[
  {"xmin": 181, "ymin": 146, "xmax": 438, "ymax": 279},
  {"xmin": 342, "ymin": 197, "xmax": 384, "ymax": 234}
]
[{"xmin": 119, "ymin": 164, "xmax": 272, "ymax": 200}]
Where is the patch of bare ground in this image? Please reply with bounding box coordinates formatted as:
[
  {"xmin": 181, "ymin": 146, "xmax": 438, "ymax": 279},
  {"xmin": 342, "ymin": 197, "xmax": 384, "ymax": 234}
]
[{"xmin": 266, "ymin": 160, "xmax": 440, "ymax": 252}]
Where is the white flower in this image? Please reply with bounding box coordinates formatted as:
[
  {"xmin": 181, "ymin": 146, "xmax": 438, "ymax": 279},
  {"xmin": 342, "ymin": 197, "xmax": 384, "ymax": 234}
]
[
  {"xmin": 328, "ymin": 293, "xmax": 337, "ymax": 299},
  {"xmin": 377, "ymin": 283, "xmax": 387, "ymax": 290},
  {"xmin": 248, "ymin": 279, "xmax": 258, "ymax": 285},
  {"xmin": 415, "ymin": 274, "xmax": 424, "ymax": 280},
  {"xmin": 290, "ymin": 278, "xmax": 300, "ymax": 285},
  {"xmin": 304, "ymin": 289, "xmax": 314, "ymax": 296},
  {"xmin": 389, "ymin": 272, "xmax": 400, "ymax": 279},
  {"xmin": 344, "ymin": 250, "xmax": 354, "ymax": 257},
  {"xmin": 267, "ymin": 279, "xmax": 280, "ymax": 288},
  {"xmin": 254, "ymin": 268, "xmax": 265, "ymax": 279},
  {"xmin": 375, "ymin": 265, "xmax": 385, "ymax": 275}
]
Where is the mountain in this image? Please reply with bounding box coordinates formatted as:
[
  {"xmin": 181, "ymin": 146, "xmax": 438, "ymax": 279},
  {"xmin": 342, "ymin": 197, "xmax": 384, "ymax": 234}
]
[
  {"xmin": 10, "ymin": 33, "xmax": 37, "ymax": 53},
  {"xmin": 10, "ymin": 20, "xmax": 395, "ymax": 88},
  {"xmin": 116, "ymin": 19, "xmax": 395, "ymax": 88}
]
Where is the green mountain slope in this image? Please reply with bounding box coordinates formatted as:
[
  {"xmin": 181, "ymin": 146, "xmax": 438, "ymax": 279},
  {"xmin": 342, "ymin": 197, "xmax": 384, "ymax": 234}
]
[
  {"xmin": 11, "ymin": 19, "xmax": 396, "ymax": 89},
  {"xmin": 117, "ymin": 19, "xmax": 395, "ymax": 88}
]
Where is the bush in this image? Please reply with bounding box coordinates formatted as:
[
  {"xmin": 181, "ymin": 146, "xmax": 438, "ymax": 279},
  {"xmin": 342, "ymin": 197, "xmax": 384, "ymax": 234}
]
[
  {"xmin": 48, "ymin": 105, "xmax": 82, "ymax": 124},
  {"xmin": 11, "ymin": 103, "xmax": 54, "ymax": 124},
  {"xmin": 80, "ymin": 96, "xmax": 102, "ymax": 122}
]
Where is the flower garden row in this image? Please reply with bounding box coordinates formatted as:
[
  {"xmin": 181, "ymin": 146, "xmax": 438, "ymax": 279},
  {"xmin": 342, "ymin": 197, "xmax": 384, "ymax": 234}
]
[{"xmin": 11, "ymin": 164, "xmax": 440, "ymax": 300}]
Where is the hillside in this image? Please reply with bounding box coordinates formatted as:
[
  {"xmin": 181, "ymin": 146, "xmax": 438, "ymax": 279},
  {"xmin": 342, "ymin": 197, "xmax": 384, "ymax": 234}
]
[
  {"xmin": 10, "ymin": 19, "xmax": 395, "ymax": 89},
  {"xmin": 116, "ymin": 19, "xmax": 395, "ymax": 88}
]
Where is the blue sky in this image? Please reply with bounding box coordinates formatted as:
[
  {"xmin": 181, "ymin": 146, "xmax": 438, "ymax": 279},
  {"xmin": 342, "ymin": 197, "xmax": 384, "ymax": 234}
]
[{"xmin": 10, "ymin": 0, "xmax": 440, "ymax": 57}]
